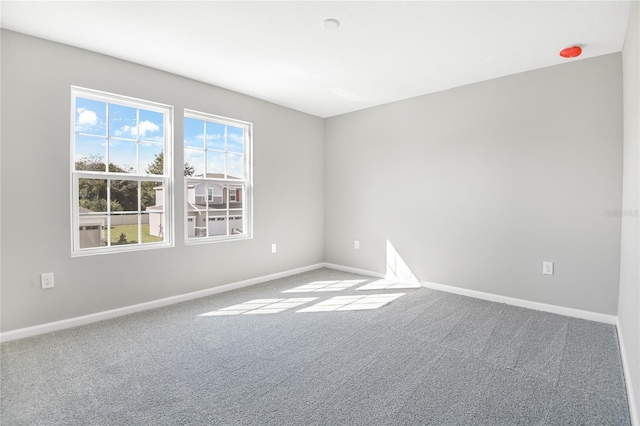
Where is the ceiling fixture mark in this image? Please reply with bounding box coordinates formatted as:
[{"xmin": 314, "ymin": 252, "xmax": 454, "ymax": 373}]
[{"xmin": 321, "ymin": 19, "xmax": 340, "ymax": 30}]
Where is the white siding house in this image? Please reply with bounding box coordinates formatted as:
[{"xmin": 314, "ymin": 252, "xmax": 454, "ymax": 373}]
[{"xmin": 148, "ymin": 181, "xmax": 243, "ymax": 238}]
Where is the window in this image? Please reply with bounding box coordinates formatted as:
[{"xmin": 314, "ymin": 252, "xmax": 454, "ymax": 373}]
[
  {"xmin": 184, "ymin": 110, "xmax": 252, "ymax": 242},
  {"xmin": 71, "ymin": 87, "xmax": 173, "ymax": 255}
]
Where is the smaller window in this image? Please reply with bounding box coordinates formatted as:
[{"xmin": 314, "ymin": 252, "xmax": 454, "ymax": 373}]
[{"xmin": 184, "ymin": 110, "xmax": 252, "ymax": 243}]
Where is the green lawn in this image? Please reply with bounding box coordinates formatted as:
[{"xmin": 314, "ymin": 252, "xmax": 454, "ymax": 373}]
[{"xmin": 109, "ymin": 224, "xmax": 163, "ymax": 244}]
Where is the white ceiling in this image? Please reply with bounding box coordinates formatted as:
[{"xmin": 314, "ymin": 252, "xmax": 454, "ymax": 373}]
[{"xmin": 0, "ymin": 1, "xmax": 632, "ymax": 118}]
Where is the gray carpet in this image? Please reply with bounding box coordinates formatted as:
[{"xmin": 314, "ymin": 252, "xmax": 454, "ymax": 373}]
[{"xmin": 0, "ymin": 268, "xmax": 631, "ymax": 425}]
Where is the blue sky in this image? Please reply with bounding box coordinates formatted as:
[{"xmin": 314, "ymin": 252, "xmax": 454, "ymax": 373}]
[
  {"xmin": 75, "ymin": 97, "xmax": 164, "ymax": 174},
  {"xmin": 183, "ymin": 117, "xmax": 245, "ymax": 179},
  {"xmin": 75, "ymin": 97, "xmax": 246, "ymax": 179}
]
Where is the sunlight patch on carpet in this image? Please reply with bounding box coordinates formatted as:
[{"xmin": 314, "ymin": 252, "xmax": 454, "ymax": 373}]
[
  {"xmin": 200, "ymin": 298, "xmax": 318, "ymax": 316},
  {"xmin": 282, "ymin": 280, "xmax": 367, "ymax": 293},
  {"xmin": 297, "ymin": 293, "xmax": 405, "ymax": 312}
]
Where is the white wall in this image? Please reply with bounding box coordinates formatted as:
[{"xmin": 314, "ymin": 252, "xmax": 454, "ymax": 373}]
[
  {"xmin": 325, "ymin": 54, "xmax": 623, "ymax": 315},
  {"xmin": 619, "ymin": 1, "xmax": 640, "ymax": 421},
  {"xmin": 0, "ymin": 30, "xmax": 325, "ymax": 332}
]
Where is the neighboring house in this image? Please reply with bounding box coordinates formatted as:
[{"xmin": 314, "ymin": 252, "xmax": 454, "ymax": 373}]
[
  {"xmin": 78, "ymin": 207, "xmax": 106, "ymax": 248},
  {"xmin": 148, "ymin": 174, "xmax": 243, "ymax": 238}
]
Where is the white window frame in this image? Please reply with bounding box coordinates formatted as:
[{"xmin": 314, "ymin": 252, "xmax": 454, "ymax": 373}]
[
  {"xmin": 184, "ymin": 110, "xmax": 252, "ymax": 244},
  {"xmin": 70, "ymin": 87, "xmax": 174, "ymax": 256}
]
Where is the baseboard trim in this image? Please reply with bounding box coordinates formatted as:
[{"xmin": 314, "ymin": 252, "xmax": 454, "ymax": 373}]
[
  {"xmin": 320, "ymin": 264, "xmax": 616, "ymax": 324},
  {"xmin": 0, "ymin": 263, "xmax": 324, "ymax": 343},
  {"xmin": 617, "ymin": 318, "xmax": 640, "ymax": 426},
  {"xmin": 421, "ymin": 280, "xmax": 617, "ymax": 325},
  {"xmin": 321, "ymin": 263, "xmax": 385, "ymax": 278}
]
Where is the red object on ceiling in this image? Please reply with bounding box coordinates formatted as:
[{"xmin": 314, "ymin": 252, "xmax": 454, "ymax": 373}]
[{"xmin": 560, "ymin": 46, "xmax": 582, "ymax": 58}]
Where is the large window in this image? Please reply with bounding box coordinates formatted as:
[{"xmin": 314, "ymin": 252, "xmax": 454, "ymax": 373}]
[
  {"xmin": 71, "ymin": 87, "xmax": 173, "ymax": 255},
  {"xmin": 184, "ymin": 110, "xmax": 252, "ymax": 242}
]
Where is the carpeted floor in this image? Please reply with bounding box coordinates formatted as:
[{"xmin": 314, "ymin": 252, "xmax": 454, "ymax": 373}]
[{"xmin": 0, "ymin": 268, "xmax": 631, "ymax": 425}]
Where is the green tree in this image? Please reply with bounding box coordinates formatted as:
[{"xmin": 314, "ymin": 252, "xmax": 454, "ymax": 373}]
[
  {"xmin": 145, "ymin": 152, "xmax": 165, "ymax": 175},
  {"xmin": 144, "ymin": 152, "xmax": 195, "ymax": 177},
  {"xmin": 77, "ymin": 156, "xmax": 136, "ymax": 211},
  {"xmin": 77, "ymin": 153, "xmax": 194, "ymax": 212}
]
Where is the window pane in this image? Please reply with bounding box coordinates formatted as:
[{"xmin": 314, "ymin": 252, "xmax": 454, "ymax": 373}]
[
  {"xmin": 78, "ymin": 216, "xmax": 106, "ymax": 249},
  {"xmin": 207, "ymin": 151, "xmax": 225, "ymax": 176},
  {"xmin": 207, "ymin": 183, "xmax": 224, "ymax": 206},
  {"xmin": 140, "ymin": 143, "xmax": 163, "ymax": 175},
  {"xmin": 226, "ymin": 126, "xmax": 244, "ymax": 153},
  {"xmin": 141, "ymin": 213, "xmax": 164, "ymax": 243},
  {"xmin": 78, "ymin": 178, "xmax": 108, "ymax": 213},
  {"xmin": 141, "ymin": 180, "xmax": 165, "ymax": 244},
  {"xmin": 110, "ymin": 213, "xmax": 139, "ymax": 245},
  {"xmin": 208, "ymin": 213, "xmax": 227, "ymax": 237},
  {"xmin": 206, "ymin": 121, "xmax": 225, "ymax": 150},
  {"xmin": 75, "ymin": 97, "xmax": 106, "ymax": 136},
  {"xmin": 187, "ymin": 204, "xmax": 208, "ymax": 237},
  {"xmin": 229, "ymin": 214, "xmax": 244, "ymax": 235},
  {"xmin": 108, "ymin": 140, "xmax": 137, "ymax": 173},
  {"xmin": 184, "ymin": 117, "xmax": 205, "ymax": 148},
  {"xmin": 139, "ymin": 109, "xmax": 164, "ymax": 142},
  {"xmin": 111, "ymin": 180, "xmax": 139, "ymax": 212},
  {"xmin": 228, "ymin": 185, "xmax": 243, "ymax": 207},
  {"xmin": 227, "ymin": 153, "xmax": 244, "ymax": 179},
  {"xmin": 184, "ymin": 149, "xmax": 205, "ymax": 176},
  {"xmin": 75, "ymin": 135, "xmax": 107, "ymax": 171},
  {"xmin": 141, "ymin": 180, "xmax": 163, "ymax": 211},
  {"xmin": 109, "ymin": 103, "xmax": 137, "ymax": 139}
]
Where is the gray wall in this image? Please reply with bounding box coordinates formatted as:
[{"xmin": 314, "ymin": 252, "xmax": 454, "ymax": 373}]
[
  {"xmin": 0, "ymin": 30, "xmax": 325, "ymax": 332},
  {"xmin": 619, "ymin": 0, "xmax": 640, "ymax": 419},
  {"xmin": 325, "ymin": 54, "xmax": 623, "ymax": 315}
]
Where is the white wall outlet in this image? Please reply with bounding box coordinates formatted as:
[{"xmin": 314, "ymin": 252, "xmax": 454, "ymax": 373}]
[
  {"xmin": 542, "ymin": 261, "xmax": 554, "ymax": 275},
  {"xmin": 41, "ymin": 272, "xmax": 54, "ymax": 289},
  {"xmin": 271, "ymin": 243, "xmax": 277, "ymax": 253},
  {"xmin": 354, "ymin": 240, "xmax": 360, "ymax": 249}
]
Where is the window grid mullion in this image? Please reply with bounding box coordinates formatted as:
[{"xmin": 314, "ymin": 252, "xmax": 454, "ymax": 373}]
[
  {"xmin": 224, "ymin": 125, "xmax": 228, "ymax": 179},
  {"xmin": 136, "ymin": 108, "xmax": 140, "ymax": 174},
  {"xmin": 106, "ymin": 177, "xmax": 112, "ymax": 247},
  {"xmin": 105, "ymin": 102, "xmax": 110, "ymax": 170},
  {"xmin": 138, "ymin": 181, "xmax": 142, "ymax": 244}
]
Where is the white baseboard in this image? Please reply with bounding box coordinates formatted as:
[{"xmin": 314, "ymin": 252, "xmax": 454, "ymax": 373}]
[
  {"xmin": 0, "ymin": 263, "xmax": 324, "ymax": 343},
  {"xmin": 421, "ymin": 280, "xmax": 617, "ymax": 325},
  {"xmin": 321, "ymin": 262, "xmax": 385, "ymax": 278},
  {"xmin": 617, "ymin": 318, "xmax": 640, "ymax": 426},
  {"xmin": 320, "ymin": 264, "xmax": 616, "ymax": 324}
]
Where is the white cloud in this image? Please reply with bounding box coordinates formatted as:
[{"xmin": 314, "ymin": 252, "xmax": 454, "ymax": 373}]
[
  {"xmin": 116, "ymin": 120, "xmax": 160, "ymax": 139},
  {"xmin": 77, "ymin": 108, "xmax": 98, "ymax": 126},
  {"xmin": 138, "ymin": 120, "xmax": 160, "ymax": 137}
]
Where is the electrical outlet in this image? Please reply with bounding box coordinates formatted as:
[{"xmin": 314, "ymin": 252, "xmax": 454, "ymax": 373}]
[
  {"xmin": 354, "ymin": 240, "xmax": 360, "ymax": 249},
  {"xmin": 271, "ymin": 243, "xmax": 277, "ymax": 253},
  {"xmin": 542, "ymin": 261, "xmax": 554, "ymax": 275},
  {"xmin": 41, "ymin": 272, "xmax": 54, "ymax": 289}
]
